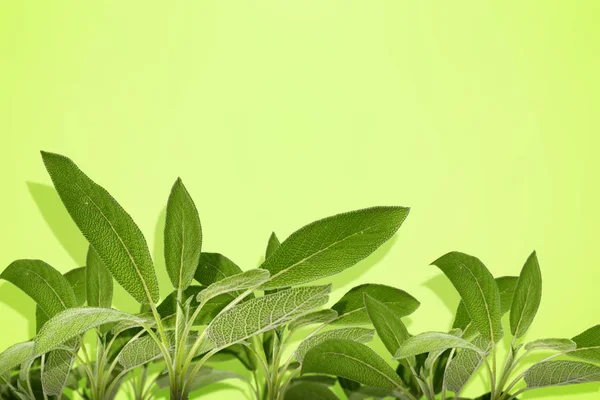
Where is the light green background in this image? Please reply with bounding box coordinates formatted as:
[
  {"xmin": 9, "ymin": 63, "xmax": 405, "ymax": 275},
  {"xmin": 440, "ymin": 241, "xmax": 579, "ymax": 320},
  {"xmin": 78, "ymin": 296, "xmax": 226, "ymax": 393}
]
[{"xmin": 1, "ymin": 1, "xmax": 599, "ymax": 399}]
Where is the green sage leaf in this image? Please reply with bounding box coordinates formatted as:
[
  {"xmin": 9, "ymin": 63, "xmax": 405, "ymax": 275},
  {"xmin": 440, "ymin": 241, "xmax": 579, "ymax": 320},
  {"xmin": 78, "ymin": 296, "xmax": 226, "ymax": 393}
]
[
  {"xmin": 1, "ymin": 260, "xmax": 76, "ymax": 317},
  {"xmin": 261, "ymin": 207, "xmax": 410, "ymax": 289},
  {"xmin": 524, "ymin": 360, "xmax": 600, "ymax": 388},
  {"xmin": 35, "ymin": 307, "xmax": 143, "ymax": 354},
  {"xmin": 266, "ymin": 232, "xmax": 281, "ymax": 259},
  {"xmin": 302, "ymin": 339, "xmax": 403, "ymax": 390},
  {"xmin": 41, "ymin": 151, "xmax": 159, "ymax": 304},
  {"xmin": 0, "ymin": 342, "xmax": 35, "ymax": 376},
  {"xmin": 204, "ymin": 285, "xmax": 331, "ymax": 350},
  {"xmin": 164, "ymin": 178, "xmax": 202, "ymax": 290},
  {"xmin": 432, "ymin": 252, "xmax": 502, "ymax": 343},
  {"xmin": 42, "ymin": 346, "xmax": 76, "ymax": 396},
  {"xmin": 331, "ymin": 284, "xmax": 419, "ymax": 325},
  {"xmin": 64, "ymin": 267, "xmax": 87, "ymax": 306},
  {"xmin": 571, "ymin": 325, "xmax": 600, "ymax": 363},
  {"xmin": 296, "ymin": 328, "xmax": 374, "ymax": 363},
  {"xmin": 444, "ymin": 336, "xmax": 490, "ymax": 394},
  {"xmin": 86, "ymin": 246, "xmax": 113, "ymax": 308},
  {"xmin": 194, "ymin": 252, "xmax": 243, "ymax": 286},
  {"xmin": 510, "ymin": 251, "xmax": 542, "ymax": 338},
  {"xmin": 197, "ymin": 269, "xmax": 270, "ymax": 303},
  {"xmin": 288, "ymin": 309, "xmax": 338, "ymax": 332},
  {"xmin": 284, "ymin": 380, "xmax": 338, "ymax": 400},
  {"xmin": 394, "ymin": 332, "xmax": 484, "ymax": 360},
  {"xmin": 364, "ymin": 294, "xmax": 410, "ymax": 357}
]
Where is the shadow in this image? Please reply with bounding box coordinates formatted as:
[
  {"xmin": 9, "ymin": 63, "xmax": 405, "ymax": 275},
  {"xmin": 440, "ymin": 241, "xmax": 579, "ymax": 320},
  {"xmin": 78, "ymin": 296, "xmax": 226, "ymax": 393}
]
[
  {"xmin": 0, "ymin": 282, "xmax": 36, "ymax": 339},
  {"xmin": 422, "ymin": 273, "xmax": 460, "ymax": 325},
  {"xmin": 26, "ymin": 182, "xmax": 87, "ymax": 265},
  {"xmin": 153, "ymin": 207, "xmax": 173, "ymax": 298}
]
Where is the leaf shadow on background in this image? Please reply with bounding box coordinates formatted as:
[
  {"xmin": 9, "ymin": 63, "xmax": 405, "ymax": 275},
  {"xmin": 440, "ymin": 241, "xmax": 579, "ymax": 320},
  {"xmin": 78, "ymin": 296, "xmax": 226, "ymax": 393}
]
[
  {"xmin": 0, "ymin": 282, "xmax": 36, "ymax": 338},
  {"xmin": 422, "ymin": 273, "xmax": 461, "ymax": 327}
]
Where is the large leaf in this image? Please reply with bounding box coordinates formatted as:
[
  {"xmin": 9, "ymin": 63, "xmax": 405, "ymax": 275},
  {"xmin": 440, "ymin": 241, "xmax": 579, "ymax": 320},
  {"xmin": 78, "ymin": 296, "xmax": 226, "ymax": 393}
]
[
  {"xmin": 86, "ymin": 246, "xmax": 113, "ymax": 308},
  {"xmin": 510, "ymin": 252, "xmax": 542, "ymax": 338},
  {"xmin": 265, "ymin": 232, "xmax": 281, "ymax": 259},
  {"xmin": 444, "ymin": 336, "xmax": 490, "ymax": 394},
  {"xmin": 261, "ymin": 207, "xmax": 410, "ymax": 289},
  {"xmin": 0, "ymin": 342, "xmax": 35, "ymax": 375},
  {"xmin": 41, "ymin": 151, "xmax": 159, "ymax": 304},
  {"xmin": 525, "ymin": 338, "xmax": 576, "ymax": 352},
  {"xmin": 331, "ymin": 284, "xmax": 419, "ymax": 325},
  {"xmin": 432, "ymin": 252, "xmax": 502, "ymax": 343},
  {"xmin": 302, "ymin": 339, "xmax": 403, "ymax": 390},
  {"xmin": 296, "ymin": 328, "xmax": 374, "ymax": 363},
  {"xmin": 571, "ymin": 325, "xmax": 600, "ymax": 363},
  {"xmin": 394, "ymin": 332, "xmax": 484, "ymax": 360},
  {"xmin": 524, "ymin": 360, "xmax": 600, "ymax": 388},
  {"xmin": 1, "ymin": 260, "xmax": 76, "ymax": 317},
  {"xmin": 197, "ymin": 269, "xmax": 270, "ymax": 303},
  {"xmin": 35, "ymin": 307, "xmax": 143, "ymax": 354},
  {"xmin": 364, "ymin": 294, "xmax": 410, "ymax": 357},
  {"xmin": 118, "ymin": 332, "xmax": 177, "ymax": 370},
  {"xmin": 288, "ymin": 309, "xmax": 338, "ymax": 332},
  {"xmin": 453, "ymin": 276, "xmax": 518, "ymax": 338},
  {"xmin": 284, "ymin": 380, "xmax": 339, "ymax": 400},
  {"xmin": 64, "ymin": 267, "xmax": 87, "ymax": 306},
  {"xmin": 194, "ymin": 253, "xmax": 243, "ymax": 286},
  {"xmin": 164, "ymin": 178, "xmax": 202, "ymax": 290},
  {"xmin": 204, "ymin": 285, "xmax": 331, "ymax": 350}
]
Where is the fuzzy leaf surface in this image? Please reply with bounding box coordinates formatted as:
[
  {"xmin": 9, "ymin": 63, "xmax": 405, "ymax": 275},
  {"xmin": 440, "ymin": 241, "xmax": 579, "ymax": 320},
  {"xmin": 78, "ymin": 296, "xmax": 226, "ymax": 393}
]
[
  {"xmin": 261, "ymin": 207, "xmax": 410, "ymax": 289},
  {"xmin": 288, "ymin": 309, "xmax": 338, "ymax": 332},
  {"xmin": 86, "ymin": 246, "xmax": 113, "ymax": 308},
  {"xmin": 524, "ymin": 360, "xmax": 600, "ymax": 388},
  {"xmin": 296, "ymin": 328, "xmax": 374, "ymax": 363},
  {"xmin": 64, "ymin": 267, "xmax": 87, "ymax": 306},
  {"xmin": 331, "ymin": 284, "xmax": 419, "ymax": 325},
  {"xmin": 197, "ymin": 269, "xmax": 270, "ymax": 303},
  {"xmin": 394, "ymin": 332, "xmax": 484, "ymax": 360},
  {"xmin": 302, "ymin": 339, "xmax": 403, "ymax": 390},
  {"xmin": 433, "ymin": 252, "xmax": 502, "ymax": 343},
  {"xmin": 0, "ymin": 342, "xmax": 35, "ymax": 375},
  {"xmin": 364, "ymin": 294, "xmax": 410, "ymax": 357},
  {"xmin": 525, "ymin": 338, "xmax": 576, "ymax": 352},
  {"xmin": 42, "ymin": 347, "xmax": 76, "ymax": 396},
  {"xmin": 164, "ymin": 178, "xmax": 202, "ymax": 290},
  {"xmin": 35, "ymin": 307, "xmax": 143, "ymax": 354},
  {"xmin": 444, "ymin": 336, "xmax": 490, "ymax": 394},
  {"xmin": 41, "ymin": 151, "xmax": 159, "ymax": 304},
  {"xmin": 510, "ymin": 252, "xmax": 542, "ymax": 338},
  {"xmin": 1, "ymin": 260, "xmax": 76, "ymax": 317},
  {"xmin": 204, "ymin": 285, "xmax": 330, "ymax": 350}
]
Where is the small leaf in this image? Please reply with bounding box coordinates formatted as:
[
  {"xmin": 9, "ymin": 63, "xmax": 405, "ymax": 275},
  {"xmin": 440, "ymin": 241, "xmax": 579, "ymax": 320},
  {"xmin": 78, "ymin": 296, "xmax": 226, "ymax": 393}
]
[
  {"xmin": 157, "ymin": 286, "xmax": 231, "ymax": 325},
  {"xmin": 197, "ymin": 269, "xmax": 270, "ymax": 303},
  {"xmin": 41, "ymin": 151, "xmax": 159, "ymax": 304},
  {"xmin": 42, "ymin": 346, "xmax": 77, "ymax": 396},
  {"xmin": 204, "ymin": 285, "xmax": 331, "ymax": 350},
  {"xmin": 444, "ymin": 336, "xmax": 491, "ymax": 394},
  {"xmin": 432, "ymin": 252, "xmax": 502, "ymax": 343},
  {"xmin": 284, "ymin": 380, "xmax": 339, "ymax": 400},
  {"xmin": 288, "ymin": 309, "xmax": 338, "ymax": 332},
  {"xmin": 331, "ymin": 284, "xmax": 419, "ymax": 325},
  {"xmin": 86, "ymin": 246, "xmax": 113, "ymax": 308},
  {"xmin": 571, "ymin": 325, "xmax": 600, "ymax": 363},
  {"xmin": 35, "ymin": 307, "xmax": 143, "ymax": 354},
  {"xmin": 1, "ymin": 260, "xmax": 76, "ymax": 317},
  {"xmin": 266, "ymin": 232, "xmax": 281, "ymax": 259},
  {"xmin": 525, "ymin": 338, "xmax": 576, "ymax": 352},
  {"xmin": 524, "ymin": 360, "xmax": 600, "ymax": 388},
  {"xmin": 296, "ymin": 328, "xmax": 374, "ymax": 363},
  {"xmin": 394, "ymin": 332, "xmax": 484, "ymax": 360},
  {"xmin": 510, "ymin": 252, "xmax": 542, "ymax": 338},
  {"xmin": 302, "ymin": 339, "xmax": 403, "ymax": 390},
  {"xmin": 164, "ymin": 178, "xmax": 202, "ymax": 290},
  {"xmin": 64, "ymin": 267, "xmax": 87, "ymax": 306},
  {"xmin": 453, "ymin": 276, "xmax": 518, "ymax": 338},
  {"xmin": 194, "ymin": 253, "xmax": 243, "ymax": 286},
  {"xmin": 261, "ymin": 207, "xmax": 410, "ymax": 289},
  {"xmin": 0, "ymin": 342, "xmax": 35, "ymax": 375},
  {"xmin": 364, "ymin": 294, "xmax": 410, "ymax": 357}
]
